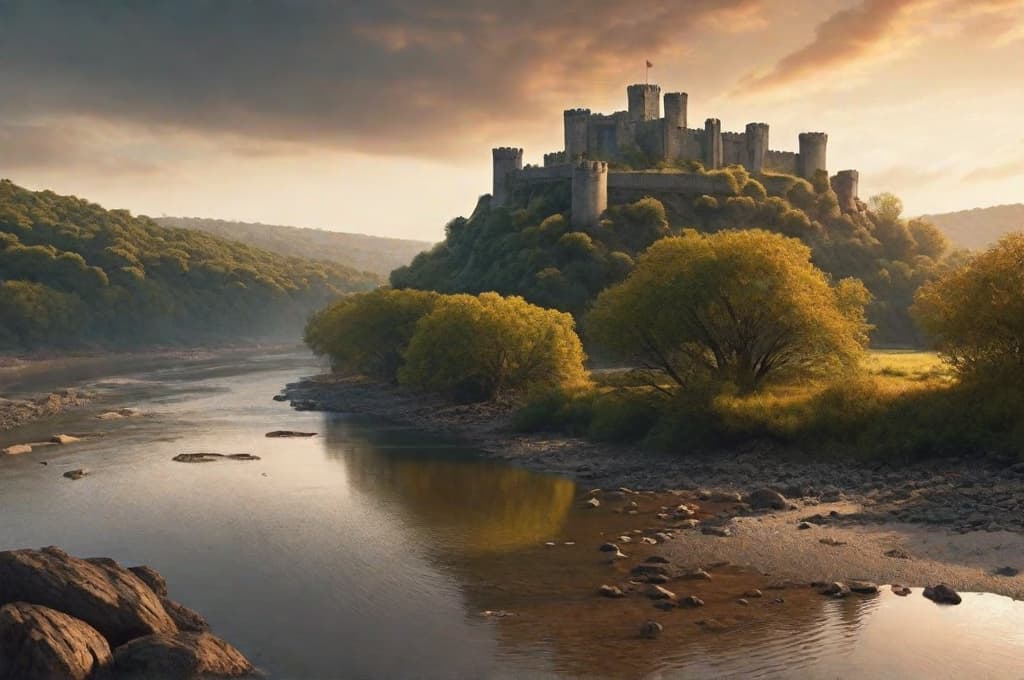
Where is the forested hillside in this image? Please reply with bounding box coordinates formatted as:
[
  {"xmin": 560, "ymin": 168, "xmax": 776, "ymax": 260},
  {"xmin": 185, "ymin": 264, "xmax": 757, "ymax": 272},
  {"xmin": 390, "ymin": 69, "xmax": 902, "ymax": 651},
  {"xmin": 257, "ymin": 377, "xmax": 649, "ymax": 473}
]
[
  {"xmin": 156, "ymin": 217, "xmax": 431, "ymax": 278},
  {"xmin": 0, "ymin": 180, "xmax": 379, "ymax": 351},
  {"xmin": 392, "ymin": 167, "xmax": 959, "ymax": 347},
  {"xmin": 921, "ymin": 204, "xmax": 1024, "ymax": 250}
]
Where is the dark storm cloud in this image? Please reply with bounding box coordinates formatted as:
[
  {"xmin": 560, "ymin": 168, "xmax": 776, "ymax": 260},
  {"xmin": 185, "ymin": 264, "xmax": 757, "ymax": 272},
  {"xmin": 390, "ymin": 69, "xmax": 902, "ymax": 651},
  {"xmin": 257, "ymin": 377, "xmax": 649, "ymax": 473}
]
[{"xmin": 0, "ymin": 0, "xmax": 762, "ymax": 161}]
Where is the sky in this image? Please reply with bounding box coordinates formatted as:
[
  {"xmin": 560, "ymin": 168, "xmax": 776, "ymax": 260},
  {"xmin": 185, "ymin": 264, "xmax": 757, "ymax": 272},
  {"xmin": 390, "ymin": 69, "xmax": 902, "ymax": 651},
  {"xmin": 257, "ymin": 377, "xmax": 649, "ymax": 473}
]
[{"xmin": 1, "ymin": 0, "xmax": 1022, "ymax": 241}]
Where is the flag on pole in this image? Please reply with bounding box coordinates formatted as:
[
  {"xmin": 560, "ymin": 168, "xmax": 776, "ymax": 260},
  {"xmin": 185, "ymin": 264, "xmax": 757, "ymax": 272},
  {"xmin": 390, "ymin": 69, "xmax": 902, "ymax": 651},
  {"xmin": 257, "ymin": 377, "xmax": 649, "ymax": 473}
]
[
  {"xmin": 645, "ymin": 60, "xmax": 653, "ymax": 84},
  {"xmin": 646, "ymin": 60, "xmax": 654, "ymax": 68}
]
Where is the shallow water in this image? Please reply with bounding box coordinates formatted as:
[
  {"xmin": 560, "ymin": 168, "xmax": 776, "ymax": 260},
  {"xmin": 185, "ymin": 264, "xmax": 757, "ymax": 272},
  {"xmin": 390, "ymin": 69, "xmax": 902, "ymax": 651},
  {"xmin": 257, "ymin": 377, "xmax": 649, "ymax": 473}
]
[{"xmin": 1, "ymin": 351, "xmax": 1022, "ymax": 679}]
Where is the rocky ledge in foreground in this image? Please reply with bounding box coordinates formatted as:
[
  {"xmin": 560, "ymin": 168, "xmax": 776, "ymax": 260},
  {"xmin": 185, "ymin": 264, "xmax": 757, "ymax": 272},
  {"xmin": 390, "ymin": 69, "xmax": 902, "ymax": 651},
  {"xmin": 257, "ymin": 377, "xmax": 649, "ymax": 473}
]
[{"xmin": 0, "ymin": 546, "xmax": 255, "ymax": 680}]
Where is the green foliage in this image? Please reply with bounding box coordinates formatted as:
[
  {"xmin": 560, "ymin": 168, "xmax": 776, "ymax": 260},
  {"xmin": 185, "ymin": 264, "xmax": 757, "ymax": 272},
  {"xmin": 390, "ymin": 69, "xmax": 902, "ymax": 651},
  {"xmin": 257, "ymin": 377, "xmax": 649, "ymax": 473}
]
[
  {"xmin": 587, "ymin": 230, "xmax": 871, "ymax": 392},
  {"xmin": 399, "ymin": 292, "xmax": 588, "ymax": 401},
  {"xmin": 913, "ymin": 233, "xmax": 1024, "ymax": 379},
  {"xmin": 304, "ymin": 288, "xmax": 440, "ymax": 381},
  {"xmin": 0, "ymin": 180, "xmax": 378, "ymax": 350}
]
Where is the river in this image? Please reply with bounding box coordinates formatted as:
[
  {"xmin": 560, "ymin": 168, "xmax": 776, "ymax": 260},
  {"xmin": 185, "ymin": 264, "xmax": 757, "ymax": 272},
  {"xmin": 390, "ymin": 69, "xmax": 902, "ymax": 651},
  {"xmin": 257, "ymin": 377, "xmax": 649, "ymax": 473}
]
[{"xmin": 1, "ymin": 350, "xmax": 1022, "ymax": 679}]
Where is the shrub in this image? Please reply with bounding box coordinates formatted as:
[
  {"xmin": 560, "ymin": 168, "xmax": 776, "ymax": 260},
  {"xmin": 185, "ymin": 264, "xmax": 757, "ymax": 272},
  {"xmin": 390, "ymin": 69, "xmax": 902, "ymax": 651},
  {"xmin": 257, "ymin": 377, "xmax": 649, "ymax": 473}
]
[
  {"xmin": 400, "ymin": 292, "xmax": 588, "ymax": 401},
  {"xmin": 303, "ymin": 288, "xmax": 440, "ymax": 381},
  {"xmin": 587, "ymin": 229, "xmax": 871, "ymax": 392},
  {"xmin": 913, "ymin": 233, "xmax": 1024, "ymax": 380}
]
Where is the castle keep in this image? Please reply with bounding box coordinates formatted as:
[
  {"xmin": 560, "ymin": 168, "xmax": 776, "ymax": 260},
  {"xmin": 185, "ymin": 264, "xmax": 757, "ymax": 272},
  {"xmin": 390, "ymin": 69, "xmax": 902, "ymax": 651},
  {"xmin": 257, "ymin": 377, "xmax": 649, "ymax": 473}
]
[{"xmin": 492, "ymin": 83, "xmax": 861, "ymax": 227}]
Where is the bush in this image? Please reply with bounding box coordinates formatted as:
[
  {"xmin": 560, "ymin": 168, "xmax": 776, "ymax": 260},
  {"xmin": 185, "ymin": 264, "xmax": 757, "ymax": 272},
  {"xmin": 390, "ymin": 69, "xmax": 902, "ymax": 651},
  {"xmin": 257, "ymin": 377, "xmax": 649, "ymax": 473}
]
[
  {"xmin": 913, "ymin": 233, "xmax": 1024, "ymax": 380},
  {"xmin": 587, "ymin": 229, "xmax": 871, "ymax": 392},
  {"xmin": 400, "ymin": 292, "xmax": 588, "ymax": 401},
  {"xmin": 304, "ymin": 288, "xmax": 440, "ymax": 381}
]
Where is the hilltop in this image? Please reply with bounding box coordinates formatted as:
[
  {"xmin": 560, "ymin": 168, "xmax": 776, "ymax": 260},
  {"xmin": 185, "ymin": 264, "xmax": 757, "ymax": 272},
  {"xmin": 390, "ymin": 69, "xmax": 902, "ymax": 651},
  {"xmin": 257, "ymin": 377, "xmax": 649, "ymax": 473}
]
[
  {"xmin": 0, "ymin": 180, "xmax": 379, "ymax": 351},
  {"xmin": 155, "ymin": 217, "xmax": 432, "ymax": 278},
  {"xmin": 920, "ymin": 204, "xmax": 1024, "ymax": 250}
]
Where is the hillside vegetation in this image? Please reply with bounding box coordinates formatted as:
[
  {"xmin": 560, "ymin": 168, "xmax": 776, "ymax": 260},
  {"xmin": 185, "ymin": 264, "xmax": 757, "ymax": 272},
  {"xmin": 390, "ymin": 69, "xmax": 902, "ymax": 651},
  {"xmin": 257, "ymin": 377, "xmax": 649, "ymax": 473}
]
[
  {"xmin": 921, "ymin": 203, "xmax": 1024, "ymax": 250},
  {"xmin": 0, "ymin": 180, "xmax": 378, "ymax": 350},
  {"xmin": 156, "ymin": 217, "xmax": 432, "ymax": 278},
  {"xmin": 392, "ymin": 167, "xmax": 958, "ymax": 346}
]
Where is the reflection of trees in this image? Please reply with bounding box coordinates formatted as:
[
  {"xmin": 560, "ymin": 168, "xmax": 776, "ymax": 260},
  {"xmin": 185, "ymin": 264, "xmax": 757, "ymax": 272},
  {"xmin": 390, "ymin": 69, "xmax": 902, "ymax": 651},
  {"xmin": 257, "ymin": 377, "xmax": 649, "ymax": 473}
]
[{"xmin": 323, "ymin": 417, "xmax": 575, "ymax": 554}]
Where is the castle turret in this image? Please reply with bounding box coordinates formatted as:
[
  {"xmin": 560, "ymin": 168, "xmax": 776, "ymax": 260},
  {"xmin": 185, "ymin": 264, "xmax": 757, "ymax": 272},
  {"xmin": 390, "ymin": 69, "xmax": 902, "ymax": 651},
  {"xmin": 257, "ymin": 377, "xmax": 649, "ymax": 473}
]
[
  {"xmin": 627, "ymin": 84, "xmax": 660, "ymax": 123},
  {"xmin": 491, "ymin": 147, "xmax": 523, "ymax": 208},
  {"xmin": 564, "ymin": 109, "xmax": 590, "ymax": 161},
  {"xmin": 704, "ymin": 118, "xmax": 723, "ymax": 169},
  {"xmin": 571, "ymin": 160, "xmax": 608, "ymax": 228},
  {"xmin": 663, "ymin": 93, "xmax": 688, "ymax": 160},
  {"xmin": 745, "ymin": 123, "xmax": 769, "ymax": 174},
  {"xmin": 798, "ymin": 132, "xmax": 828, "ymax": 181},
  {"xmin": 831, "ymin": 170, "xmax": 860, "ymax": 213}
]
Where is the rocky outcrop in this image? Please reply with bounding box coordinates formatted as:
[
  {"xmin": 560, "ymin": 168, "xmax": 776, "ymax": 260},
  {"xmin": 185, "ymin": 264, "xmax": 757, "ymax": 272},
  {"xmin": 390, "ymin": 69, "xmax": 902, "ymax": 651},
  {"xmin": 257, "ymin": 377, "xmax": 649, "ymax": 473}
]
[
  {"xmin": 0, "ymin": 547, "xmax": 177, "ymax": 647},
  {"xmin": 923, "ymin": 583, "xmax": 962, "ymax": 605},
  {"xmin": 105, "ymin": 632, "xmax": 254, "ymax": 679},
  {"xmin": 0, "ymin": 602, "xmax": 112, "ymax": 680},
  {"xmin": 160, "ymin": 599, "xmax": 209, "ymax": 633},
  {"xmin": 745, "ymin": 488, "xmax": 788, "ymax": 510},
  {"xmin": 128, "ymin": 566, "xmax": 169, "ymax": 598}
]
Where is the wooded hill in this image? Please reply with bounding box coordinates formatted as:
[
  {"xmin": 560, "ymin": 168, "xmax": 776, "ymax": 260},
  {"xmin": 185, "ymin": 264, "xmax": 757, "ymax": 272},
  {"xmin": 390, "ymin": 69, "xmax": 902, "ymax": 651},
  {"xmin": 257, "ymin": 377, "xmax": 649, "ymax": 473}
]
[
  {"xmin": 0, "ymin": 180, "xmax": 379, "ymax": 350},
  {"xmin": 155, "ymin": 217, "xmax": 432, "ymax": 278},
  {"xmin": 920, "ymin": 204, "xmax": 1024, "ymax": 250},
  {"xmin": 392, "ymin": 167, "xmax": 959, "ymax": 347}
]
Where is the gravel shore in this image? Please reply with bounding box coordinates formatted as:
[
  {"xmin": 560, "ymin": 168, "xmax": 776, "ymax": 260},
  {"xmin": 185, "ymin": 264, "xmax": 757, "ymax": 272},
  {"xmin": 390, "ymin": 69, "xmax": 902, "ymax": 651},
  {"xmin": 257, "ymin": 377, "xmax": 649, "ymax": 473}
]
[{"xmin": 283, "ymin": 373, "xmax": 1024, "ymax": 597}]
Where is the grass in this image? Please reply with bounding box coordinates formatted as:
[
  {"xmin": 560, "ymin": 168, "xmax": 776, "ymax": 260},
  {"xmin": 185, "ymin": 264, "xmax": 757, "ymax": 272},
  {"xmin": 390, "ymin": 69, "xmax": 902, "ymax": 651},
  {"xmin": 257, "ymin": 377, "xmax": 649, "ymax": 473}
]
[{"xmin": 516, "ymin": 350, "xmax": 1024, "ymax": 462}]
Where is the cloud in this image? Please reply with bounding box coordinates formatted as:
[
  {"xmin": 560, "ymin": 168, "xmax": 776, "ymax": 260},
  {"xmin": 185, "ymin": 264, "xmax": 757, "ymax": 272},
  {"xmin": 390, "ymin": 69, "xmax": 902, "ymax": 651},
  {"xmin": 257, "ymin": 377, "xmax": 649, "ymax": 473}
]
[
  {"xmin": 736, "ymin": 0, "xmax": 1023, "ymax": 94},
  {"xmin": 0, "ymin": 122, "xmax": 160, "ymax": 175},
  {"xmin": 962, "ymin": 158, "xmax": 1024, "ymax": 183},
  {"xmin": 869, "ymin": 164, "xmax": 946, "ymax": 190},
  {"xmin": 0, "ymin": 0, "xmax": 761, "ymax": 163}
]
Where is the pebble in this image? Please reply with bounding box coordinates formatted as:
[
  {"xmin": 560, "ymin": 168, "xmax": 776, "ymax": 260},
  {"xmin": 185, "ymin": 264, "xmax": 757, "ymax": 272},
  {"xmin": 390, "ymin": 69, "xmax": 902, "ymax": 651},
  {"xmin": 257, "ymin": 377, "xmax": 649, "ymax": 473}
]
[{"xmin": 640, "ymin": 621, "xmax": 663, "ymax": 639}]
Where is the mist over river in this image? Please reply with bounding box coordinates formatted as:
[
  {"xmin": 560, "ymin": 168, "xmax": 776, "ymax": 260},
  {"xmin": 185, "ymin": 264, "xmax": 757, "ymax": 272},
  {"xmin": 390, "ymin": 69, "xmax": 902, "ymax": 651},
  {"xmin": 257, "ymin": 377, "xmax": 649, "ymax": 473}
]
[{"xmin": 1, "ymin": 351, "xmax": 1023, "ymax": 679}]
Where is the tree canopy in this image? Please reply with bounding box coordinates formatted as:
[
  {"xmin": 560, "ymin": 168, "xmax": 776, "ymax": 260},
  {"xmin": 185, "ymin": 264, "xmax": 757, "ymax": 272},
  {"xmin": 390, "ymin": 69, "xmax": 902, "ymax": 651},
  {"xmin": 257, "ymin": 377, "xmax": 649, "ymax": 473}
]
[
  {"xmin": 0, "ymin": 180, "xmax": 379, "ymax": 350},
  {"xmin": 913, "ymin": 233, "xmax": 1024, "ymax": 380},
  {"xmin": 586, "ymin": 229, "xmax": 871, "ymax": 391}
]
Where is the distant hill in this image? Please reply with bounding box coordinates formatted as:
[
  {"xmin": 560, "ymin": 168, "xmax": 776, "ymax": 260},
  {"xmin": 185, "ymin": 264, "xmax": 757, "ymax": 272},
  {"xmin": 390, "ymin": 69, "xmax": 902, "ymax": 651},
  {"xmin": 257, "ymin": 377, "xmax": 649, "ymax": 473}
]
[
  {"xmin": 155, "ymin": 217, "xmax": 432, "ymax": 278},
  {"xmin": 0, "ymin": 180, "xmax": 379, "ymax": 350},
  {"xmin": 920, "ymin": 204, "xmax": 1024, "ymax": 250}
]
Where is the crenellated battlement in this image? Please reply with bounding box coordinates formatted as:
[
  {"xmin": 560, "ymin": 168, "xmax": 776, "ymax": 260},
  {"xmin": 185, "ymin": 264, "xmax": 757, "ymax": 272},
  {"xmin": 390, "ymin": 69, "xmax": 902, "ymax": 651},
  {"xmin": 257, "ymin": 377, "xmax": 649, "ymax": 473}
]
[
  {"xmin": 798, "ymin": 132, "xmax": 828, "ymax": 143},
  {"xmin": 492, "ymin": 147, "xmax": 524, "ymax": 159},
  {"xmin": 564, "ymin": 108, "xmax": 591, "ymax": 117},
  {"xmin": 575, "ymin": 160, "xmax": 608, "ymax": 174}
]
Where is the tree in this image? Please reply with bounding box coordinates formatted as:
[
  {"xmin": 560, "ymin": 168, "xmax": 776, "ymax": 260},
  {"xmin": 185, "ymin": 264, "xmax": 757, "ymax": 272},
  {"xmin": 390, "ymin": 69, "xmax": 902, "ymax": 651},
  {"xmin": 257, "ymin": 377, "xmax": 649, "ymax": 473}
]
[
  {"xmin": 587, "ymin": 229, "xmax": 871, "ymax": 392},
  {"xmin": 304, "ymin": 288, "xmax": 440, "ymax": 381},
  {"xmin": 913, "ymin": 233, "xmax": 1024, "ymax": 379},
  {"xmin": 399, "ymin": 292, "xmax": 587, "ymax": 401}
]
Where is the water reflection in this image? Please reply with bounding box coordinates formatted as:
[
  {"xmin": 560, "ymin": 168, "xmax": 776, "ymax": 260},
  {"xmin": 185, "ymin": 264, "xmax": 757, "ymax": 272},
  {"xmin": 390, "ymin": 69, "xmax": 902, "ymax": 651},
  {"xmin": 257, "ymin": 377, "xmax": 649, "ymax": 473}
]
[{"xmin": 323, "ymin": 417, "xmax": 576, "ymax": 554}]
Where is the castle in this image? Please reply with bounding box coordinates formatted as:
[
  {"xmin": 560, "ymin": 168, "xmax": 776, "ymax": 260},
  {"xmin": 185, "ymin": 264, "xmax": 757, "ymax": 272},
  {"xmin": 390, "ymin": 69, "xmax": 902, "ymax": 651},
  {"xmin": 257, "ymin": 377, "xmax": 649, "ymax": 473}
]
[{"xmin": 492, "ymin": 83, "xmax": 862, "ymax": 227}]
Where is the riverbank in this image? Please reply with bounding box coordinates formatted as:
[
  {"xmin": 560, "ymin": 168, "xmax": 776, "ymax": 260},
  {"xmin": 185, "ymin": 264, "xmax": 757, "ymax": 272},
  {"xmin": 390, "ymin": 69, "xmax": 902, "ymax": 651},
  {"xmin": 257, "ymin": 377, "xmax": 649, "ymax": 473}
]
[
  {"xmin": 283, "ymin": 373, "xmax": 1024, "ymax": 599},
  {"xmin": 0, "ymin": 389, "xmax": 93, "ymax": 433}
]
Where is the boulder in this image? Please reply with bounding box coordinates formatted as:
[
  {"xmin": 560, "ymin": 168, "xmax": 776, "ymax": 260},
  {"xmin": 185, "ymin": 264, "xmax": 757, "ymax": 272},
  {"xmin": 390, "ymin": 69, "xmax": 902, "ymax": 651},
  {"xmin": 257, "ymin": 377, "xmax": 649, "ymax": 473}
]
[
  {"xmin": 0, "ymin": 602, "xmax": 112, "ymax": 680},
  {"xmin": 820, "ymin": 582, "xmax": 850, "ymax": 598},
  {"xmin": 172, "ymin": 453, "xmax": 260, "ymax": 463},
  {"xmin": 106, "ymin": 632, "xmax": 253, "ymax": 679},
  {"xmin": 2, "ymin": 444, "xmax": 32, "ymax": 456},
  {"xmin": 264, "ymin": 430, "xmax": 316, "ymax": 438},
  {"xmin": 128, "ymin": 566, "xmax": 169, "ymax": 598},
  {"xmin": 848, "ymin": 580, "xmax": 879, "ymax": 594},
  {"xmin": 63, "ymin": 469, "xmax": 89, "ymax": 480},
  {"xmin": 160, "ymin": 599, "xmax": 209, "ymax": 633},
  {"xmin": 50, "ymin": 434, "xmax": 81, "ymax": 445},
  {"xmin": 271, "ymin": 394, "xmax": 288, "ymax": 402},
  {"xmin": 923, "ymin": 584, "xmax": 961, "ymax": 605},
  {"xmin": 745, "ymin": 488, "xmax": 788, "ymax": 510},
  {"xmin": 679, "ymin": 595, "xmax": 705, "ymax": 608},
  {"xmin": 598, "ymin": 585, "xmax": 624, "ymax": 599},
  {"xmin": 646, "ymin": 585, "xmax": 676, "ymax": 600},
  {"xmin": 0, "ymin": 547, "xmax": 176, "ymax": 647},
  {"xmin": 598, "ymin": 543, "xmax": 619, "ymax": 553},
  {"xmin": 891, "ymin": 584, "xmax": 912, "ymax": 596}
]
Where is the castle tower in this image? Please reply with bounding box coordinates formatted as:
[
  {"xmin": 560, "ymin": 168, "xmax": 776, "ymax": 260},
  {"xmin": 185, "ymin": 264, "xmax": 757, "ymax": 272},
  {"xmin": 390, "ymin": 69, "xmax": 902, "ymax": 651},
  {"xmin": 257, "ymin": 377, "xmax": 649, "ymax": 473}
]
[
  {"xmin": 627, "ymin": 84, "xmax": 661, "ymax": 123},
  {"xmin": 491, "ymin": 147, "xmax": 523, "ymax": 208},
  {"xmin": 571, "ymin": 160, "xmax": 608, "ymax": 228},
  {"xmin": 745, "ymin": 123, "xmax": 769, "ymax": 174},
  {"xmin": 798, "ymin": 132, "xmax": 828, "ymax": 181},
  {"xmin": 663, "ymin": 93, "xmax": 688, "ymax": 160},
  {"xmin": 831, "ymin": 170, "xmax": 860, "ymax": 213},
  {"xmin": 704, "ymin": 118, "xmax": 723, "ymax": 169},
  {"xmin": 563, "ymin": 109, "xmax": 590, "ymax": 161}
]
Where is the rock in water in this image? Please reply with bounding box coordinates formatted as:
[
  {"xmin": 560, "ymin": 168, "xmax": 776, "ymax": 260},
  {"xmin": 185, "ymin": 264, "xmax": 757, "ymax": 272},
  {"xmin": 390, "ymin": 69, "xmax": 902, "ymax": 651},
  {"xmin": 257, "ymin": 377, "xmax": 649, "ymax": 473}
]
[
  {"xmin": 128, "ymin": 565, "xmax": 170, "ymax": 598},
  {"xmin": 0, "ymin": 602, "xmax": 112, "ymax": 680},
  {"xmin": 820, "ymin": 582, "xmax": 850, "ymax": 598},
  {"xmin": 891, "ymin": 584, "xmax": 912, "ymax": 596},
  {"xmin": 848, "ymin": 580, "xmax": 879, "ymax": 594},
  {"xmin": 107, "ymin": 631, "xmax": 253, "ymax": 679},
  {"xmin": 583, "ymin": 497, "xmax": 600, "ymax": 509},
  {"xmin": 0, "ymin": 547, "xmax": 176, "ymax": 647},
  {"xmin": 63, "ymin": 469, "xmax": 88, "ymax": 480},
  {"xmin": 923, "ymin": 584, "xmax": 962, "ymax": 605},
  {"xmin": 745, "ymin": 488, "xmax": 788, "ymax": 510},
  {"xmin": 264, "ymin": 430, "xmax": 317, "ymax": 438},
  {"xmin": 598, "ymin": 585, "xmax": 625, "ymax": 599},
  {"xmin": 50, "ymin": 434, "xmax": 81, "ymax": 445},
  {"xmin": 1, "ymin": 444, "xmax": 32, "ymax": 456},
  {"xmin": 640, "ymin": 620, "xmax": 663, "ymax": 639},
  {"xmin": 598, "ymin": 543, "xmax": 619, "ymax": 553}
]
